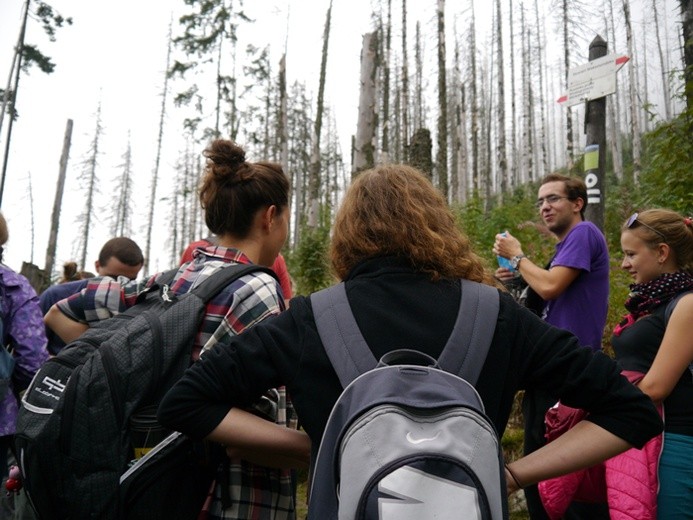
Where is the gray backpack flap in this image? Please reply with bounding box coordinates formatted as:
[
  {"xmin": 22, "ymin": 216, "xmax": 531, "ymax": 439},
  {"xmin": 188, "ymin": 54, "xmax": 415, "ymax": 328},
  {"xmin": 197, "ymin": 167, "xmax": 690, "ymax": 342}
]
[
  {"xmin": 308, "ymin": 280, "xmax": 507, "ymax": 520},
  {"xmin": 15, "ymin": 264, "xmax": 276, "ymax": 520}
]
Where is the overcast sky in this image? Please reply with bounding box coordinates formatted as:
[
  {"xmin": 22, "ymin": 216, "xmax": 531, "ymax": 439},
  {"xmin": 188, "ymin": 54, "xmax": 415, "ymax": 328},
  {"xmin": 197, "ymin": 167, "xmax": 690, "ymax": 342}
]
[{"xmin": 1, "ymin": 0, "xmax": 445, "ymax": 276}]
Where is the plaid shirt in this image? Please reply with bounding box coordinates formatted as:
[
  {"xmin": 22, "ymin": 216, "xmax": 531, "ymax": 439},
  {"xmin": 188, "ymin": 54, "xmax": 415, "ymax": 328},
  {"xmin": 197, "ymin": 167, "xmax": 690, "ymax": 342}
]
[{"xmin": 56, "ymin": 246, "xmax": 297, "ymax": 519}]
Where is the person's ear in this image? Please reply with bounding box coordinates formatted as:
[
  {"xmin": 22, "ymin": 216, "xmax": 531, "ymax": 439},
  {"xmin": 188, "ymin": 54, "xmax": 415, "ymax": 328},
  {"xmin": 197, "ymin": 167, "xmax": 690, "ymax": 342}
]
[
  {"xmin": 573, "ymin": 197, "xmax": 585, "ymax": 213},
  {"xmin": 94, "ymin": 260, "xmax": 101, "ymax": 273},
  {"xmin": 657, "ymin": 243, "xmax": 670, "ymax": 264},
  {"xmin": 263, "ymin": 205, "xmax": 278, "ymax": 231}
]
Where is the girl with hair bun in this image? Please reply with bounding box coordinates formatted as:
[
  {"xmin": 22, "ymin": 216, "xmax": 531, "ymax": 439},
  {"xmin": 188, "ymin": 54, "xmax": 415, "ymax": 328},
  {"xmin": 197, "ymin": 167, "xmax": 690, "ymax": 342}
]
[{"xmin": 46, "ymin": 139, "xmax": 301, "ymax": 519}]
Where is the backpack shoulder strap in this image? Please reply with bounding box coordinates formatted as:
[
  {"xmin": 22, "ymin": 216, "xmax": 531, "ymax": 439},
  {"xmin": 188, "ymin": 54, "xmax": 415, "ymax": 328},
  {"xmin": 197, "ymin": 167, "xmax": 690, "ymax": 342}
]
[
  {"xmin": 310, "ymin": 283, "xmax": 377, "ymax": 388},
  {"xmin": 191, "ymin": 263, "xmax": 279, "ymax": 304},
  {"xmin": 665, "ymin": 290, "xmax": 692, "ymax": 324},
  {"xmin": 437, "ymin": 280, "xmax": 499, "ymax": 385},
  {"xmin": 311, "ymin": 279, "xmax": 500, "ymax": 388},
  {"xmin": 155, "ymin": 268, "xmax": 179, "ymax": 288}
]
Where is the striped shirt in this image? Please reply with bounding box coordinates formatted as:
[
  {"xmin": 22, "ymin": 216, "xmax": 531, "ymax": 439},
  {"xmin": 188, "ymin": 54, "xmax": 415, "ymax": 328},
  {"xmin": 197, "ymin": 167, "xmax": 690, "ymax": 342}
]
[{"xmin": 56, "ymin": 245, "xmax": 297, "ymax": 519}]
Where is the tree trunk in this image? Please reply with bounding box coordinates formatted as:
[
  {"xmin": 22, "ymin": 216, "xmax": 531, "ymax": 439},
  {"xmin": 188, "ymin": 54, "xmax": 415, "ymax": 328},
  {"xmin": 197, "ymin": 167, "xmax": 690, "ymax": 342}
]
[
  {"xmin": 112, "ymin": 137, "xmax": 133, "ymax": 237},
  {"xmin": 635, "ymin": 33, "xmax": 653, "ymax": 133},
  {"xmin": 380, "ymin": 0, "xmax": 392, "ymax": 164},
  {"xmin": 508, "ymin": 1, "xmax": 517, "ymax": 187},
  {"xmin": 495, "ymin": 0, "xmax": 507, "ymax": 197},
  {"xmin": 522, "ymin": 10, "xmax": 534, "ymax": 183},
  {"xmin": 456, "ymin": 82, "xmax": 468, "ymax": 204},
  {"xmin": 409, "ymin": 128, "xmax": 433, "ymax": 180},
  {"xmin": 0, "ymin": 0, "xmax": 28, "ymax": 142},
  {"xmin": 624, "ymin": 0, "xmax": 642, "ymax": 181},
  {"xmin": 653, "ymin": 0, "xmax": 672, "ymax": 120},
  {"xmin": 278, "ymin": 54, "xmax": 290, "ymax": 240},
  {"xmin": 353, "ymin": 32, "xmax": 378, "ymax": 177},
  {"xmin": 605, "ymin": 0, "xmax": 624, "ymax": 180},
  {"xmin": 45, "ymin": 118, "xmax": 72, "ymax": 279},
  {"xmin": 401, "ymin": 0, "xmax": 409, "ymax": 162},
  {"xmin": 469, "ymin": 4, "xmax": 480, "ymax": 193},
  {"xmin": 436, "ymin": 0, "xmax": 449, "ymax": 199},
  {"xmin": 0, "ymin": 1, "xmax": 28, "ymax": 207},
  {"xmin": 307, "ymin": 0, "xmax": 332, "ymax": 227},
  {"xmin": 533, "ymin": 0, "xmax": 549, "ymax": 179},
  {"xmin": 144, "ymin": 23, "xmax": 172, "ymax": 276},
  {"xmin": 681, "ymin": 0, "xmax": 693, "ymax": 111},
  {"xmin": 482, "ymin": 29, "xmax": 495, "ymax": 206},
  {"xmin": 414, "ymin": 22, "xmax": 424, "ymax": 131},
  {"xmin": 77, "ymin": 101, "xmax": 103, "ymax": 270},
  {"xmin": 561, "ymin": 0, "xmax": 575, "ymax": 169}
]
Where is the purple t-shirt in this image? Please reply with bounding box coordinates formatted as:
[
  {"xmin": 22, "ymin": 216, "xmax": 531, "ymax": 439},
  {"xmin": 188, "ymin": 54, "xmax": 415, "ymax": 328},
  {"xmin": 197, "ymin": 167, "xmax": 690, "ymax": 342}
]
[{"xmin": 543, "ymin": 221, "xmax": 609, "ymax": 351}]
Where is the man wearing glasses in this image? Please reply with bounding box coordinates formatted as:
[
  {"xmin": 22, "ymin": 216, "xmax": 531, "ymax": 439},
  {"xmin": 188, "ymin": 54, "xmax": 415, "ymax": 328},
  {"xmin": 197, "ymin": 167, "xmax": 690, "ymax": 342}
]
[{"xmin": 493, "ymin": 173, "xmax": 610, "ymax": 520}]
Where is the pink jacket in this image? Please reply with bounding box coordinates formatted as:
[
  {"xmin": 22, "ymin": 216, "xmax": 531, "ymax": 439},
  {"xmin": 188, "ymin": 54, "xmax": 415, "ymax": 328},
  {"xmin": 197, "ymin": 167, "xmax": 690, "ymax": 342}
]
[{"xmin": 538, "ymin": 371, "xmax": 663, "ymax": 520}]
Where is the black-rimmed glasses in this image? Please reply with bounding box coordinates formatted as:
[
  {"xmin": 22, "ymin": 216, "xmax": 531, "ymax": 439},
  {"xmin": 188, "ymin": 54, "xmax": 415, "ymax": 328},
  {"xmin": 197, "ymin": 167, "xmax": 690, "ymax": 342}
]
[
  {"xmin": 626, "ymin": 212, "xmax": 667, "ymax": 242},
  {"xmin": 534, "ymin": 195, "xmax": 569, "ymax": 209}
]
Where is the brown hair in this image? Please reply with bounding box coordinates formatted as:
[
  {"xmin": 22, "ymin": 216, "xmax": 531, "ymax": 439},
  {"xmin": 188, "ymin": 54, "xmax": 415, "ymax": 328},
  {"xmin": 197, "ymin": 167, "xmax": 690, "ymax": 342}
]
[
  {"xmin": 60, "ymin": 261, "xmax": 80, "ymax": 283},
  {"xmin": 98, "ymin": 237, "xmax": 144, "ymax": 267},
  {"xmin": 0, "ymin": 212, "xmax": 8, "ymax": 247},
  {"xmin": 541, "ymin": 173, "xmax": 588, "ymax": 219},
  {"xmin": 330, "ymin": 164, "xmax": 496, "ymax": 285},
  {"xmin": 623, "ymin": 209, "xmax": 693, "ymax": 274},
  {"xmin": 199, "ymin": 139, "xmax": 290, "ymax": 238}
]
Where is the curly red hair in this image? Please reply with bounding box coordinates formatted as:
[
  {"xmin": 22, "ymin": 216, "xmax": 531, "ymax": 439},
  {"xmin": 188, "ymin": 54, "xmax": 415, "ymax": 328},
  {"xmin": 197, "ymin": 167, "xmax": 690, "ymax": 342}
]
[{"xmin": 330, "ymin": 165, "xmax": 497, "ymax": 285}]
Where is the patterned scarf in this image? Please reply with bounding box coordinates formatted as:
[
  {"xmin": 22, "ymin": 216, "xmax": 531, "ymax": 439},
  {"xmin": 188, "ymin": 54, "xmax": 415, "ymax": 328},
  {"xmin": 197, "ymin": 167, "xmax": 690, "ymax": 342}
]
[{"xmin": 613, "ymin": 271, "xmax": 693, "ymax": 336}]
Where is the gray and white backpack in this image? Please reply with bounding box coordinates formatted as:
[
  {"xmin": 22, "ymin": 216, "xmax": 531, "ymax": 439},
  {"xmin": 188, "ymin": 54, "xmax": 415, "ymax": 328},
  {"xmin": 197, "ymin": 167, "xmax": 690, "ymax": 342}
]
[{"xmin": 308, "ymin": 279, "xmax": 508, "ymax": 520}]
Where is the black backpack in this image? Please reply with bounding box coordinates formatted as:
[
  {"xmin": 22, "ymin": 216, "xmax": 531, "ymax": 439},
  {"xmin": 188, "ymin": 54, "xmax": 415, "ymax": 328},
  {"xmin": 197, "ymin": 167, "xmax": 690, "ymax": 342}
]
[{"xmin": 15, "ymin": 263, "xmax": 276, "ymax": 520}]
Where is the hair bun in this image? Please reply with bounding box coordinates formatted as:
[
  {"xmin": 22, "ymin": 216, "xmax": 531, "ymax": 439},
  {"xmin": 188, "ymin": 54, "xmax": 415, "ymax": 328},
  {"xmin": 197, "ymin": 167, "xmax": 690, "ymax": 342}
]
[
  {"xmin": 224, "ymin": 142, "xmax": 246, "ymax": 168},
  {"xmin": 204, "ymin": 139, "xmax": 246, "ymax": 167},
  {"xmin": 203, "ymin": 139, "xmax": 250, "ymax": 185}
]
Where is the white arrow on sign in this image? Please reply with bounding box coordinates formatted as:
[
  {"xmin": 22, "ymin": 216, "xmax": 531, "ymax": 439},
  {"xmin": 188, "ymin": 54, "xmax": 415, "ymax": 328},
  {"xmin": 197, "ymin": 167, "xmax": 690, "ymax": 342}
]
[
  {"xmin": 557, "ymin": 54, "xmax": 629, "ymax": 107},
  {"xmin": 377, "ymin": 466, "xmax": 482, "ymax": 520}
]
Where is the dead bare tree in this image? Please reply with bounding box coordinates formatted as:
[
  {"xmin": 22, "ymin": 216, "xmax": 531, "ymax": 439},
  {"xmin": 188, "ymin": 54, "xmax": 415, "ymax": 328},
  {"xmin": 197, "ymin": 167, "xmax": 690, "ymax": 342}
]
[
  {"xmin": 353, "ymin": 32, "xmax": 378, "ymax": 177},
  {"xmin": 436, "ymin": 0, "xmax": 449, "ymax": 199},
  {"xmin": 401, "ymin": 0, "xmax": 410, "ymax": 162},
  {"xmin": 74, "ymin": 101, "xmax": 104, "ymax": 270},
  {"xmin": 44, "ymin": 118, "xmax": 73, "ymax": 278},
  {"xmin": 495, "ymin": 0, "xmax": 508, "ymax": 198},
  {"xmin": 380, "ymin": 0, "xmax": 392, "ymax": 164},
  {"xmin": 469, "ymin": 2, "xmax": 480, "ymax": 193},
  {"xmin": 414, "ymin": 22, "xmax": 424, "ymax": 131},
  {"xmin": 111, "ymin": 134, "xmax": 134, "ymax": 238},
  {"xmin": 652, "ymin": 0, "xmax": 672, "ymax": 120},
  {"xmin": 623, "ymin": 0, "xmax": 642, "ymax": 181},
  {"xmin": 307, "ymin": 0, "xmax": 332, "ymax": 227},
  {"xmin": 508, "ymin": 1, "xmax": 518, "ymax": 187},
  {"xmin": 532, "ymin": 0, "xmax": 549, "ymax": 180},
  {"xmin": 603, "ymin": 0, "xmax": 624, "ymax": 180},
  {"xmin": 143, "ymin": 22, "xmax": 172, "ymax": 276},
  {"xmin": 679, "ymin": 0, "xmax": 693, "ymax": 111}
]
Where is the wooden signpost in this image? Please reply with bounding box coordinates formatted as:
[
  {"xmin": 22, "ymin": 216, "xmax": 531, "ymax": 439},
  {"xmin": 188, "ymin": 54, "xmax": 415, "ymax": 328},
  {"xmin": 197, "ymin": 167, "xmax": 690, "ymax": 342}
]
[{"xmin": 557, "ymin": 36, "xmax": 629, "ymax": 231}]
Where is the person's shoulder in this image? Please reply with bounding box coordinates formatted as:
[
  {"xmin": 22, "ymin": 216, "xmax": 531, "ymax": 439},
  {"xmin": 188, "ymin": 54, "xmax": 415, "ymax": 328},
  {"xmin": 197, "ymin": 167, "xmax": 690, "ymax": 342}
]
[
  {"xmin": 41, "ymin": 279, "xmax": 88, "ymax": 298},
  {"xmin": 668, "ymin": 291, "xmax": 693, "ymax": 317},
  {"xmin": 565, "ymin": 221, "xmax": 607, "ymax": 248},
  {"xmin": 0, "ymin": 264, "xmax": 36, "ymax": 295}
]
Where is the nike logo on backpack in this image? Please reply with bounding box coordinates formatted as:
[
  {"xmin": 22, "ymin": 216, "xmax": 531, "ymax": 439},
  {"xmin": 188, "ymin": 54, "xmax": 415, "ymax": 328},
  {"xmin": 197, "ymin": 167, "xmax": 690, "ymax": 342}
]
[{"xmin": 406, "ymin": 431, "xmax": 441, "ymax": 445}]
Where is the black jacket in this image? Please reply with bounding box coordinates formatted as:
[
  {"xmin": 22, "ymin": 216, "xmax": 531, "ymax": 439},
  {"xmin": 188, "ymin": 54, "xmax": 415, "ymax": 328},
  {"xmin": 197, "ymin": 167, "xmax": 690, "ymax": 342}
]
[{"xmin": 159, "ymin": 256, "xmax": 662, "ymax": 449}]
